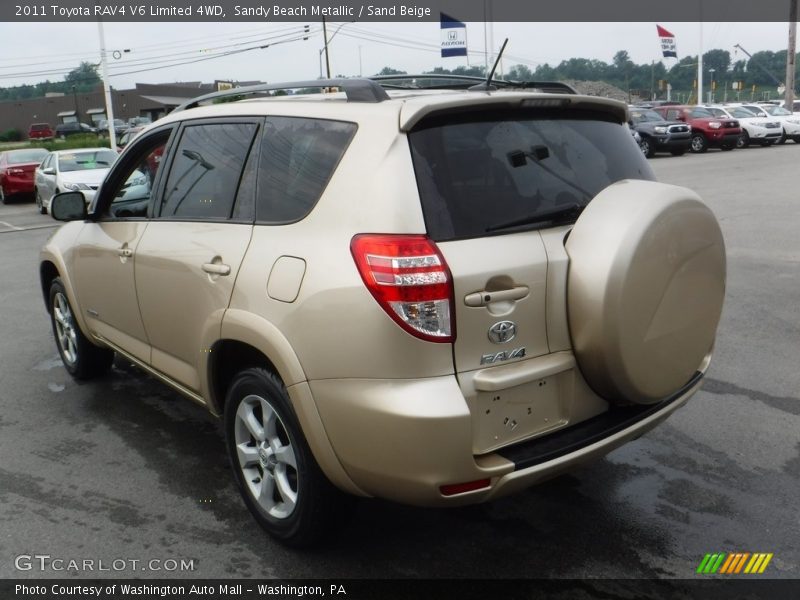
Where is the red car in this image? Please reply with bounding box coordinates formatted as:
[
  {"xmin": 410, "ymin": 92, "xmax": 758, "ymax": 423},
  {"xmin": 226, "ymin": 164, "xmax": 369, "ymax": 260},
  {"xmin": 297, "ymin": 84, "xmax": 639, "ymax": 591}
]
[
  {"xmin": 28, "ymin": 123, "xmax": 54, "ymax": 140},
  {"xmin": 652, "ymin": 105, "xmax": 741, "ymax": 153},
  {"xmin": 0, "ymin": 148, "xmax": 49, "ymax": 203}
]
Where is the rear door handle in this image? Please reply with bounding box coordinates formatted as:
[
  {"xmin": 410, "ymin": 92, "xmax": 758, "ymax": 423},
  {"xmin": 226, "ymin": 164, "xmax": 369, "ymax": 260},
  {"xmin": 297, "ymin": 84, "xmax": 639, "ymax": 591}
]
[
  {"xmin": 202, "ymin": 263, "xmax": 231, "ymax": 276},
  {"xmin": 117, "ymin": 247, "xmax": 133, "ymax": 258},
  {"xmin": 465, "ymin": 285, "xmax": 529, "ymax": 307}
]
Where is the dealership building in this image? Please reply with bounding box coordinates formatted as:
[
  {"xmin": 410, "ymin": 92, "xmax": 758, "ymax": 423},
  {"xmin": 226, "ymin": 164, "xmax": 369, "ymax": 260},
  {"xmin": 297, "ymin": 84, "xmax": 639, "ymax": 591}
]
[{"xmin": 0, "ymin": 81, "xmax": 258, "ymax": 137}]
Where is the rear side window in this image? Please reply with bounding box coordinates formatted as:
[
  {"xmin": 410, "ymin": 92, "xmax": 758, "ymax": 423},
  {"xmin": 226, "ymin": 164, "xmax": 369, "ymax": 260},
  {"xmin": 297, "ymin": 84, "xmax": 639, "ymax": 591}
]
[
  {"xmin": 409, "ymin": 109, "xmax": 655, "ymax": 241},
  {"xmin": 159, "ymin": 123, "xmax": 258, "ymax": 220},
  {"xmin": 256, "ymin": 117, "xmax": 356, "ymax": 223}
]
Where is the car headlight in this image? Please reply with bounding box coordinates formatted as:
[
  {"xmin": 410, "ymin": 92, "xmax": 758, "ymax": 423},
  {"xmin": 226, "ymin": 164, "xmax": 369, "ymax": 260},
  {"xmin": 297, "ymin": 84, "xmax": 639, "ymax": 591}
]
[
  {"xmin": 788, "ymin": 119, "xmax": 800, "ymax": 125},
  {"xmin": 63, "ymin": 182, "xmax": 91, "ymax": 191},
  {"xmin": 653, "ymin": 126, "xmax": 668, "ymax": 134},
  {"xmin": 708, "ymin": 121, "xmax": 722, "ymax": 129}
]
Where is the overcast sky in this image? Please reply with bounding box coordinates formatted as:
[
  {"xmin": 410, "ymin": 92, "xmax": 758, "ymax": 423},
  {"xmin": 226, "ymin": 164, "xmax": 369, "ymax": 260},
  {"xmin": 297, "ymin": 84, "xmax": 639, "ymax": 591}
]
[{"xmin": 0, "ymin": 21, "xmax": 792, "ymax": 90}]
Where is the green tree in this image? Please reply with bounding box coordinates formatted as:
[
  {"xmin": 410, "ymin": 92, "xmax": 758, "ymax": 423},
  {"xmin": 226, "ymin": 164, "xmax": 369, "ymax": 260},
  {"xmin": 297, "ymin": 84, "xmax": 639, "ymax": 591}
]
[{"xmin": 64, "ymin": 61, "xmax": 101, "ymax": 91}]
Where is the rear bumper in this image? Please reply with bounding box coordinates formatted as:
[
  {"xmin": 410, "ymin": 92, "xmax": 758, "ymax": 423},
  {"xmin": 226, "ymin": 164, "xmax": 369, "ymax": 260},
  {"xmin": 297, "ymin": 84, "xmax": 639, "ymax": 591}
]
[
  {"xmin": 2, "ymin": 175, "xmax": 35, "ymax": 195},
  {"xmin": 310, "ymin": 361, "xmax": 707, "ymax": 506}
]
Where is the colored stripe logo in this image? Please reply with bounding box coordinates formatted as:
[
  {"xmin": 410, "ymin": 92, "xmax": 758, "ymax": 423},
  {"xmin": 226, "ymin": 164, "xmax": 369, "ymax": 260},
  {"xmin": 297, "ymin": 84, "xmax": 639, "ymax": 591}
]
[{"xmin": 697, "ymin": 552, "xmax": 773, "ymax": 574}]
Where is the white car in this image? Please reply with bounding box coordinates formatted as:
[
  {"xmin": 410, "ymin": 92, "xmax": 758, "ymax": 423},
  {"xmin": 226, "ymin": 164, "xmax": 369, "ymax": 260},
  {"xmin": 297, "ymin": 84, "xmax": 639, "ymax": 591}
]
[
  {"xmin": 778, "ymin": 99, "xmax": 800, "ymax": 115},
  {"xmin": 34, "ymin": 148, "xmax": 118, "ymax": 214},
  {"xmin": 704, "ymin": 105, "xmax": 782, "ymax": 148},
  {"xmin": 740, "ymin": 103, "xmax": 800, "ymax": 144}
]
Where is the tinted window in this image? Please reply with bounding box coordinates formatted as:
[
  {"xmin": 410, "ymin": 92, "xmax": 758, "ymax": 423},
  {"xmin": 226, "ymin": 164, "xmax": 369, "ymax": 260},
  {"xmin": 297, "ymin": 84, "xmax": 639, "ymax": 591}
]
[
  {"xmin": 257, "ymin": 117, "xmax": 356, "ymax": 223},
  {"xmin": 409, "ymin": 110, "xmax": 655, "ymax": 241},
  {"xmin": 159, "ymin": 123, "xmax": 257, "ymax": 220}
]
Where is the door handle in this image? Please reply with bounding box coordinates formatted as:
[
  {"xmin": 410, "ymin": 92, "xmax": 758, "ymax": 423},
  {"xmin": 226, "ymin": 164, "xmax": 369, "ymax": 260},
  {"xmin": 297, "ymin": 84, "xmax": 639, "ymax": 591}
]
[
  {"xmin": 464, "ymin": 285, "xmax": 529, "ymax": 307},
  {"xmin": 117, "ymin": 247, "xmax": 133, "ymax": 258},
  {"xmin": 202, "ymin": 263, "xmax": 231, "ymax": 276}
]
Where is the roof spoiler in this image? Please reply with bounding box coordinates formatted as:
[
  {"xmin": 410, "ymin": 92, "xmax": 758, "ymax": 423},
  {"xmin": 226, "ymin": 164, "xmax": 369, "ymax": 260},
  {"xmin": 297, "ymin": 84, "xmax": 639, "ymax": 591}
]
[{"xmin": 369, "ymin": 74, "xmax": 577, "ymax": 95}]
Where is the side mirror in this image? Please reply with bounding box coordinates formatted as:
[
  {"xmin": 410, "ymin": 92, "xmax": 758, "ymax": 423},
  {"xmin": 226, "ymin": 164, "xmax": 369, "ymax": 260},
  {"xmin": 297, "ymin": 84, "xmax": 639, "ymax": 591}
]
[
  {"xmin": 42, "ymin": 167, "xmax": 56, "ymax": 175},
  {"xmin": 51, "ymin": 192, "xmax": 87, "ymax": 221}
]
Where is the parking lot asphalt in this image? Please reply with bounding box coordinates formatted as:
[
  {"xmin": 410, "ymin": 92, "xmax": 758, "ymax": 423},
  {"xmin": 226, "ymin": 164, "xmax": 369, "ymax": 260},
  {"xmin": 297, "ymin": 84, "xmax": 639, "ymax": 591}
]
[{"xmin": 0, "ymin": 143, "xmax": 798, "ymax": 580}]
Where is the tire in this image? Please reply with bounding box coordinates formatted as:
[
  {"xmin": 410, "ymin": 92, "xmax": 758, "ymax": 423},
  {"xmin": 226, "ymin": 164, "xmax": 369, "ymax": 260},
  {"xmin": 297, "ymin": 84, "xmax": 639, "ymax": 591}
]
[
  {"xmin": 35, "ymin": 188, "xmax": 46, "ymax": 214},
  {"xmin": 690, "ymin": 133, "xmax": 708, "ymax": 153},
  {"xmin": 49, "ymin": 277, "xmax": 114, "ymax": 380},
  {"xmin": 778, "ymin": 131, "xmax": 787, "ymax": 145},
  {"xmin": 565, "ymin": 180, "xmax": 726, "ymax": 405},
  {"xmin": 224, "ymin": 367, "xmax": 352, "ymax": 547},
  {"xmin": 639, "ymin": 136, "xmax": 655, "ymax": 158},
  {"xmin": 737, "ymin": 131, "xmax": 750, "ymax": 149},
  {"xmin": 0, "ymin": 185, "xmax": 6, "ymax": 205},
  {"xmin": 670, "ymin": 149, "xmax": 686, "ymax": 156}
]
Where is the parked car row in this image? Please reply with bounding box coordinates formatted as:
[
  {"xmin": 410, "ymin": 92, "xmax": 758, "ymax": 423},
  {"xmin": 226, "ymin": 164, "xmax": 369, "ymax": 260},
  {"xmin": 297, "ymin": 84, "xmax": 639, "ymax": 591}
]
[
  {"xmin": 629, "ymin": 101, "xmax": 800, "ymax": 158},
  {"xmin": 23, "ymin": 116, "xmax": 154, "ymax": 141}
]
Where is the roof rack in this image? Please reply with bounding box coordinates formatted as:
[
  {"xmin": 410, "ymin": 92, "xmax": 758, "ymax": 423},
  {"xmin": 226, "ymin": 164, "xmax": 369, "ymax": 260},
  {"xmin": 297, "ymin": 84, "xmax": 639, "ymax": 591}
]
[
  {"xmin": 172, "ymin": 78, "xmax": 390, "ymax": 112},
  {"xmin": 368, "ymin": 74, "xmax": 577, "ymax": 95}
]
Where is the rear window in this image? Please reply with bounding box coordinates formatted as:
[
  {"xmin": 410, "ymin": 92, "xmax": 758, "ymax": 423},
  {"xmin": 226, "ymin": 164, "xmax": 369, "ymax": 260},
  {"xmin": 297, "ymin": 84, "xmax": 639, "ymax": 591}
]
[
  {"xmin": 7, "ymin": 149, "xmax": 48, "ymax": 164},
  {"xmin": 30, "ymin": 124, "xmax": 50, "ymax": 131},
  {"xmin": 409, "ymin": 109, "xmax": 654, "ymax": 241}
]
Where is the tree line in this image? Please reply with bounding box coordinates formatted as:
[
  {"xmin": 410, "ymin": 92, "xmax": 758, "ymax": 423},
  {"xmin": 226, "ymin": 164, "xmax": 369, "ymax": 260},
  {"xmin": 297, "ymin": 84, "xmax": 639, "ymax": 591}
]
[
  {"xmin": 379, "ymin": 48, "xmax": 800, "ymax": 99},
  {"xmin": 1, "ymin": 49, "xmax": 797, "ymax": 103}
]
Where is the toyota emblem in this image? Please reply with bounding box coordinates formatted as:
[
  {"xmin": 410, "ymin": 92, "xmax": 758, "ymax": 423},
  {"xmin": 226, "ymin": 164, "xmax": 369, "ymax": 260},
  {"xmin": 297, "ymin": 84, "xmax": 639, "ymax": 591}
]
[{"xmin": 488, "ymin": 321, "xmax": 516, "ymax": 344}]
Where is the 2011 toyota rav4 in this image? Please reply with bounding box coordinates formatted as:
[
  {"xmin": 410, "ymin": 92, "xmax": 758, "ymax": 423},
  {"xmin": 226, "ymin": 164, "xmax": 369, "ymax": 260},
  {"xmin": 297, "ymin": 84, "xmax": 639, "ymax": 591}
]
[{"xmin": 39, "ymin": 77, "xmax": 726, "ymax": 547}]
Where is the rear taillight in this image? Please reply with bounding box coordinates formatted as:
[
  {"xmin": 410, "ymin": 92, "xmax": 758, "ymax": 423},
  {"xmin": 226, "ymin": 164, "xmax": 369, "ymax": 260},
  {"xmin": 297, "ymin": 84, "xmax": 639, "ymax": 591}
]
[{"xmin": 351, "ymin": 234, "xmax": 455, "ymax": 343}]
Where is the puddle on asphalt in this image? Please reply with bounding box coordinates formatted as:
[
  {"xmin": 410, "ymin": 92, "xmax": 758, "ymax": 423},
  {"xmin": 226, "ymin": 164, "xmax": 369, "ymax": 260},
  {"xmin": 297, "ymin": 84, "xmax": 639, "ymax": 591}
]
[
  {"xmin": 48, "ymin": 383, "xmax": 65, "ymax": 393},
  {"xmin": 33, "ymin": 356, "xmax": 64, "ymax": 371}
]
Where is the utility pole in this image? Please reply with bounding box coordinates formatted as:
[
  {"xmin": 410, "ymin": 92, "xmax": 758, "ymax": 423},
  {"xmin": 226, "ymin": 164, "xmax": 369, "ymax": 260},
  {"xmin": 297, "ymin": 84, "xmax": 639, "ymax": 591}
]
[
  {"xmin": 98, "ymin": 21, "xmax": 116, "ymax": 149},
  {"xmin": 786, "ymin": 0, "xmax": 797, "ymax": 109},
  {"xmin": 322, "ymin": 17, "xmax": 331, "ymax": 79}
]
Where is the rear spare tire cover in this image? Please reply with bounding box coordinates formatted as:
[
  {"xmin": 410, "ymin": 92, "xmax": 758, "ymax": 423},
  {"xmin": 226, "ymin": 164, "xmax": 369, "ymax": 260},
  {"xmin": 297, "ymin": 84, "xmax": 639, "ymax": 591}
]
[{"xmin": 566, "ymin": 179, "xmax": 725, "ymax": 405}]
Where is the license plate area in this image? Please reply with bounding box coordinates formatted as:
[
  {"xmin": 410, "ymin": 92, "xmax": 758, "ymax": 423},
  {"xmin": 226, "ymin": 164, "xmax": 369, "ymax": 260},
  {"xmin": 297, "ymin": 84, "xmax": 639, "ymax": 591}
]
[{"xmin": 472, "ymin": 374, "xmax": 569, "ymax": 454}]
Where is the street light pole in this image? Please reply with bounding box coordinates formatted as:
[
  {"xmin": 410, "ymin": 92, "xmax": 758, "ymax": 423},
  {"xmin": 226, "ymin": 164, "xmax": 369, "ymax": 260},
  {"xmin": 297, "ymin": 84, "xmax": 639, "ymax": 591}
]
[{"xmin": 708, "ymin": 68, "xmax": 715, "ymax": 103}]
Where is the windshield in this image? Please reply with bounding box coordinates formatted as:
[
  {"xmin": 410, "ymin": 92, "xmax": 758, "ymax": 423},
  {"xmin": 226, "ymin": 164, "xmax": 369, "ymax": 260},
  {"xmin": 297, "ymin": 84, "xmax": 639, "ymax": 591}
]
[
  {"xmin": 729, "ymin": 107, "xmax": 756, "ymax": 118},
  {"xmin": 409, "ymin": 109, "xmax": 654, "ymax": 241},
  {"xmin": 630, "ymin": 109, "xmax": 663, "ymax": 123},
  {"xmin": 764, "ymin": 105, "xmax": 791, "ymax": 116},
  {"xmin": 7, "ymin": 149, "xmax": 48, "ymax": 164},
  {"xmin": 692, "ymin": 108, "xmax": 716, "ymax": 118},
  {"xmin": 57, "ymin": 150, "xmax": 118, "ymax": 172}
]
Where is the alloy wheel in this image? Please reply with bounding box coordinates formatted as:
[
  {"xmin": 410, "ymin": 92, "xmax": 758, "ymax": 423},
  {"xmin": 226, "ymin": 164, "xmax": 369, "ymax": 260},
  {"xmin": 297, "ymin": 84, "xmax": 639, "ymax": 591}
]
[
  {"xmin": 234, "ymin": 394, "xmax": 299, "ymax": 520},
  {"xmin": 53, "ymin": 292, "xmax": 78, "ymax": 365}
]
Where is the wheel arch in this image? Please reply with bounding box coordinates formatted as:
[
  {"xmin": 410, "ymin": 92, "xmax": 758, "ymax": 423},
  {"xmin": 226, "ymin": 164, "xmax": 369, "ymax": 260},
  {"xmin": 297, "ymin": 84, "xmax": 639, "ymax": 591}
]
[
  {"xmin": 208, "ymin": 327, "xmax": 364, "ymax": 496},
  {"xmin": 40, "ymin": 260, "xmax": 60, "ymax": 312}
]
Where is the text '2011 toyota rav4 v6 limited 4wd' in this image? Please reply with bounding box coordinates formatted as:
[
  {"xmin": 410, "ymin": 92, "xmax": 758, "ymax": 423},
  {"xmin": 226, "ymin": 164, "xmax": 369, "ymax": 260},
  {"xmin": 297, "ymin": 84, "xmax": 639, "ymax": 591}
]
[{"xmin": 40, "ymin": 76, "xmax": 726, "ymax": 547}]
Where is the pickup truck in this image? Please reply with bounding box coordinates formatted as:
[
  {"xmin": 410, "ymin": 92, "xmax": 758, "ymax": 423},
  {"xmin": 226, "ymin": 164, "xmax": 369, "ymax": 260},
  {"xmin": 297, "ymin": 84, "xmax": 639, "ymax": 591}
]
[{"xmin": 652, "ymin": 105, "xmax": 741, "ymax": 153}]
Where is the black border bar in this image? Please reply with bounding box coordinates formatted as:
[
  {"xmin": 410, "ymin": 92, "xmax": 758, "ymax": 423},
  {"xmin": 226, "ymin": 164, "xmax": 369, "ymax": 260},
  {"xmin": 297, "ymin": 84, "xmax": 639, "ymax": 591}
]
[{"xmin": 3, "ymin": 1, "xmax": 799, "ymax": 22}]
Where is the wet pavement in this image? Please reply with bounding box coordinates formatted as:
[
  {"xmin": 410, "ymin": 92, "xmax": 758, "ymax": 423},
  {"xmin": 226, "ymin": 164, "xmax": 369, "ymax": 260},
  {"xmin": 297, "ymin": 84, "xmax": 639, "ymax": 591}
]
[{"xmin": 0, "ymin": 143, "xmax": 798, "ymax": 579}]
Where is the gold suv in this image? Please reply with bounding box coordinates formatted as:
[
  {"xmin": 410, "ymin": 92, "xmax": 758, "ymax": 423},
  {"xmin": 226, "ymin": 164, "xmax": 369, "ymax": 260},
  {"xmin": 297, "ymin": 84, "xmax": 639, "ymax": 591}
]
[{"xmin": 40, "ymin": 77, "xmax": 726, "ymax": 546}]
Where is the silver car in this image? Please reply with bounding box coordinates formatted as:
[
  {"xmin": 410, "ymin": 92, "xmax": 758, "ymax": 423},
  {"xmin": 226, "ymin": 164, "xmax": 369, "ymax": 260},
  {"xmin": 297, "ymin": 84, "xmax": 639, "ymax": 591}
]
[{"xmin": 34, "ymin": 147, "xmax": 118, "ymax": 214}]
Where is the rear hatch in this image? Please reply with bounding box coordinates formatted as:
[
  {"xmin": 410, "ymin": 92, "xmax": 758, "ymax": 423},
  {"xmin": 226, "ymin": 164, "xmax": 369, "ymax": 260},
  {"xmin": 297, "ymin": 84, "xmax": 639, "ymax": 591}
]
[{"xmin": 406, "ymin": 102, "xmax": 655, "ymax": 453}]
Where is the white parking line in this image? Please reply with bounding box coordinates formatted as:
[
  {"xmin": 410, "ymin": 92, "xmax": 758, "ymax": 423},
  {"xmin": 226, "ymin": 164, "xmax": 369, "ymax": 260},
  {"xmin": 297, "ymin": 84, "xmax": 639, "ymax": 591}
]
[{"xmin": 0, "ymin": 220, "xmax": 23, "ymax": 231}]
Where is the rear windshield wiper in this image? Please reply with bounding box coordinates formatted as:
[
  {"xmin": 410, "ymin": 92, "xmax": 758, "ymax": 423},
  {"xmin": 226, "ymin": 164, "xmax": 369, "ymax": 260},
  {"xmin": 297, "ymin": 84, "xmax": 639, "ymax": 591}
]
[{"xmin": 486, "ymin": 203, "xmax": 584, "ymax": 233}]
